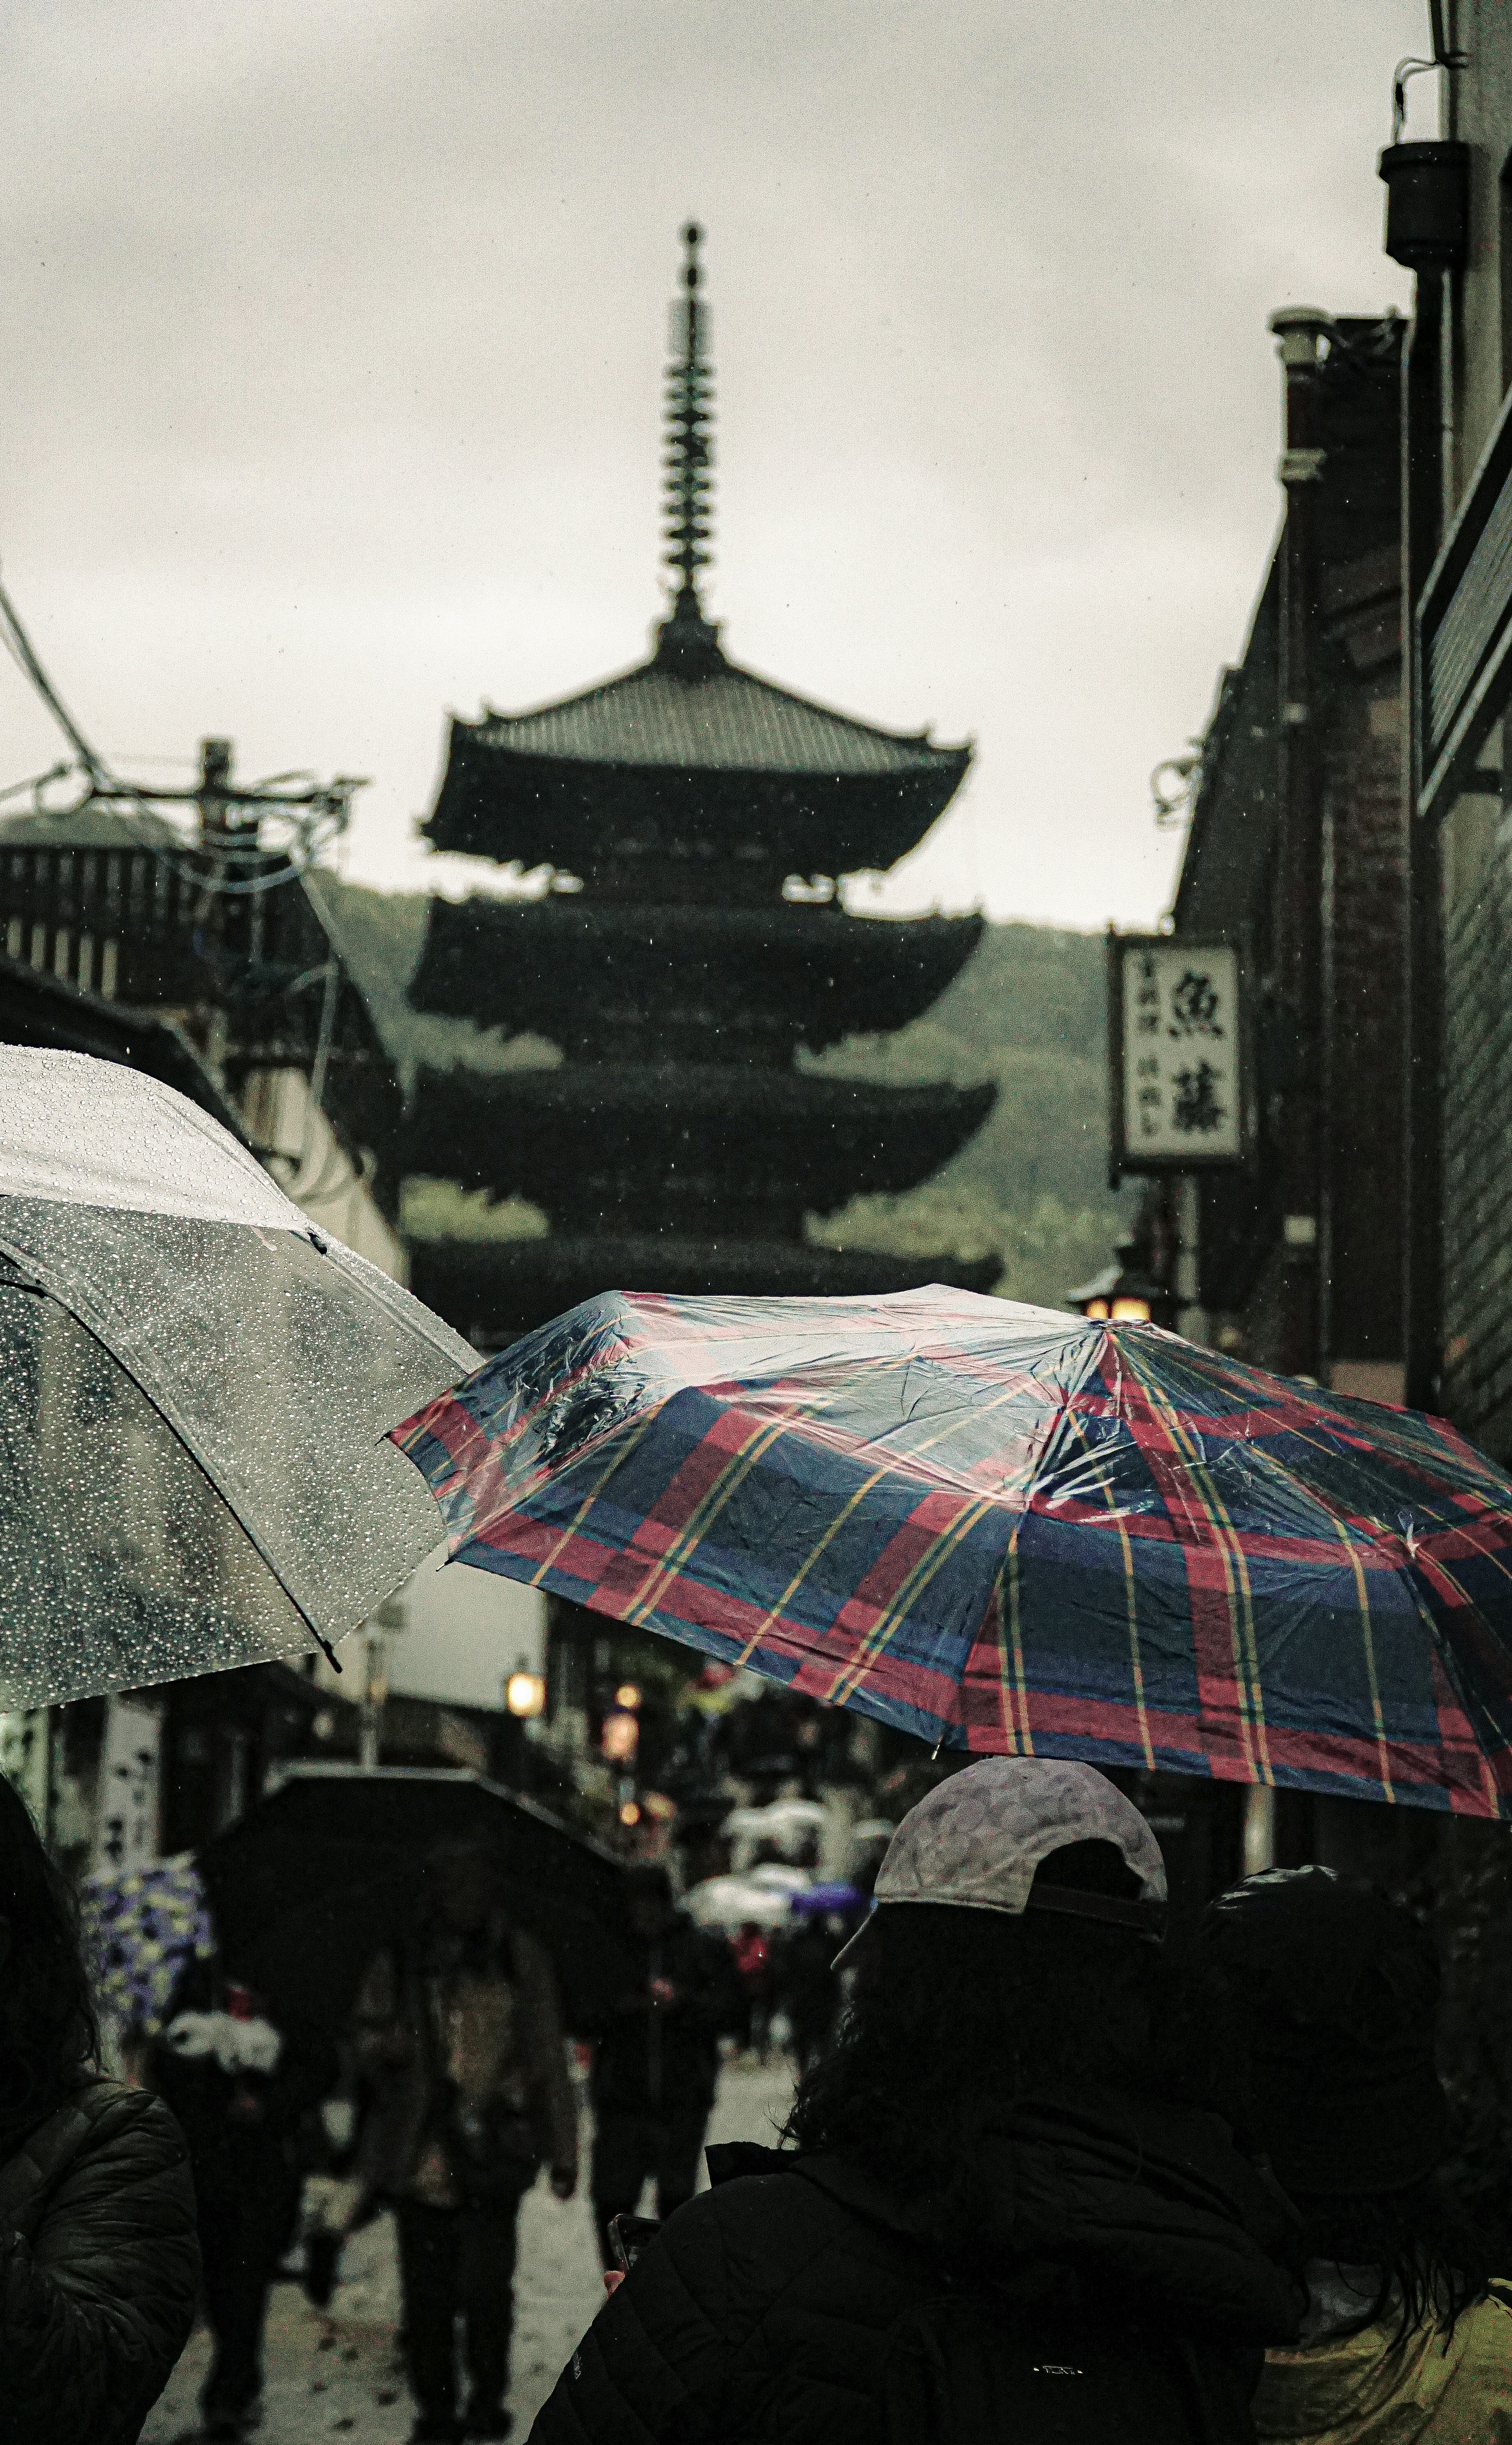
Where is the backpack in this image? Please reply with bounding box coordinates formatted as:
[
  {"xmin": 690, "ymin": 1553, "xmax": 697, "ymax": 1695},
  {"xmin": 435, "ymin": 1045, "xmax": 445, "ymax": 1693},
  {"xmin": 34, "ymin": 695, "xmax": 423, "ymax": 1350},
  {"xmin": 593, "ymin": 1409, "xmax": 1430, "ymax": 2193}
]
[{"xmin": 880, "ymin": 2282, "xmax": 1258, "ymax": 2445}]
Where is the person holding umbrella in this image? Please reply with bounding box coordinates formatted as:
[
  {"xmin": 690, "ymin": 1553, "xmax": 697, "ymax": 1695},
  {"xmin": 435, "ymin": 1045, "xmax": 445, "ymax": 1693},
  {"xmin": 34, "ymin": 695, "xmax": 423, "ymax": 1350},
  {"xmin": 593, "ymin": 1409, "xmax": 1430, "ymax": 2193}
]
[
  {"xmin": 587, "ymin": 1864, "xmax": 741, "ymax": 2268},
  {"xmin": 534, "ymin": 1758, "xmax": 1301, "ymax": 2443},
  {"xmin": 349, "ymin": 1836, "xmax": 578, "ymax": 2443},
  {"xmin": 0, "ymin": 1773, "xmax": 200, "ymax": 2443}
]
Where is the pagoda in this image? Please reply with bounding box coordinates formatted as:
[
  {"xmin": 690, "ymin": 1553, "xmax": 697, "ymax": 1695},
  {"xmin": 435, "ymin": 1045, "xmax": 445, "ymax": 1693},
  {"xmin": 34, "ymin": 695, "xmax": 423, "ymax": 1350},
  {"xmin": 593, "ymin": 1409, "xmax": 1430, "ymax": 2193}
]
[{"xmin": 404, "ymin": 225, "xmax": 996, "ymax": 1344}]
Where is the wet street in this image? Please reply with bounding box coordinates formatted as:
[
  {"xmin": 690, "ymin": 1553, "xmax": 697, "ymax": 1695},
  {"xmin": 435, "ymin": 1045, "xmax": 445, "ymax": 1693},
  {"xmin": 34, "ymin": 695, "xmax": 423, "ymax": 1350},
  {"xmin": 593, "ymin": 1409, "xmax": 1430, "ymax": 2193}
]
[{"xmin": 144, "ymin": 2058, "xmax": 796, "ymax": 2443}]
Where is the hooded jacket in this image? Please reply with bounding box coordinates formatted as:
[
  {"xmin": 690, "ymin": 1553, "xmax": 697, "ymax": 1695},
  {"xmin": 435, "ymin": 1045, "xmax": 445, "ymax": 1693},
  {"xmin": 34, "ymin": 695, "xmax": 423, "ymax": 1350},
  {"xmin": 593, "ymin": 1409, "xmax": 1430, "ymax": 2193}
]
[
  {"xmin": 1254, "ymin": 2283, "xmax": 1512, "ymax": 2445},
  {"xmin": 0, "ymin": 2078, "xmax": 200, "ymax": 2445},
  {"xmin": 529, "ymin": 2088, "xmax": 1302, "ymax": 2445}
]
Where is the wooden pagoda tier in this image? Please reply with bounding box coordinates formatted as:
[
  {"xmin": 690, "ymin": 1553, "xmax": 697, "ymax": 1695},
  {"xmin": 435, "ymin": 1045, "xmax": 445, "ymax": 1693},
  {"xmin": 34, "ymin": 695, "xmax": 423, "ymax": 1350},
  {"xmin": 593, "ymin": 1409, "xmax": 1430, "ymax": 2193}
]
[
  {"xmin": 403, "ymin": 1062, "xmax": 995, "ymax": 1240},
  {"xmin": 421, "ymin": 603, "xmax": 971, "ymax": 895},
  {"xmin": 410, "ymin": 896, "xmax": 986, "ymax": 1064},
  {"xmin": 410, "ymin": 1233, "xmax": 1002, "ymax": 1352}
]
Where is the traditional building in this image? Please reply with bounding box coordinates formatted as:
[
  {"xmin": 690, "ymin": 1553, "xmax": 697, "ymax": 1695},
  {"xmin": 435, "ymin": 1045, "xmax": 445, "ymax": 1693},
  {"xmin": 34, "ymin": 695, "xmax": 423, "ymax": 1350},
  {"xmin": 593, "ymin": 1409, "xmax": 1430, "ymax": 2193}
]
[
  {"xmin": 1163, "ymin": 311, "xmax": 1408, "ymax": 1396},
  {"xmin": 404, "ymin": 224, "xmax": 997, "ymax": 1345},
  {"xmin": 0, "ymin": 774, "xmax": 404, "ymax": 1271}
]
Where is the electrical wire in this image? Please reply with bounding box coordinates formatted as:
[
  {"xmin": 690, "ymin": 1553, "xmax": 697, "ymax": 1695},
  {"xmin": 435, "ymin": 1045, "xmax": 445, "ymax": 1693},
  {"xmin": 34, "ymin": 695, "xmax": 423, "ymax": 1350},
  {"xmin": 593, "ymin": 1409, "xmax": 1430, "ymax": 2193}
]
[{"xmin": 0, "ymin": 560, "xmax": 365, "ymax": 896}]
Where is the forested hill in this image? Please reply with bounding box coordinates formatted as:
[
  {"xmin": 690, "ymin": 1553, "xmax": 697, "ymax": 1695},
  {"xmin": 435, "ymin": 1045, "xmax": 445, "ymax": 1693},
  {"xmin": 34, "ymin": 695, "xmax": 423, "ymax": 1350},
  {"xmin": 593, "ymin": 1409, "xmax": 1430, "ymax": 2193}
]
[{"xmin": 313, "ymin": 878, "xmax": 1128, "ymax": 1313}]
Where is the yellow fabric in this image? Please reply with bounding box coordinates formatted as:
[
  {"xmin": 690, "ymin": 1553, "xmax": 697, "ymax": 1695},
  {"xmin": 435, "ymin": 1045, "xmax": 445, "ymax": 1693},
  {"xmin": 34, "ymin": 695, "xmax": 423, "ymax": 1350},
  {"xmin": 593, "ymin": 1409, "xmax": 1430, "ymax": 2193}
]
[{"xmin": 1255, "ymin": 2292, "xmax": 1512, "ymax": 2445}]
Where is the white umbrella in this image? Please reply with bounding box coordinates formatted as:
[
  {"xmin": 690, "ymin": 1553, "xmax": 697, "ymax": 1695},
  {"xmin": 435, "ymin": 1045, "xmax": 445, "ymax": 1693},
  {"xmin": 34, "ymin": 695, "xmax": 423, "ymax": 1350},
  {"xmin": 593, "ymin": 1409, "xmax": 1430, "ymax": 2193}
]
[
  {"xmin": 0, "ymin": 1048, "xmax": 476, "ymax": 1705},
  {"xmin": 684, "ymin": 1875, "xmax": 792, "ymax": 1933}
]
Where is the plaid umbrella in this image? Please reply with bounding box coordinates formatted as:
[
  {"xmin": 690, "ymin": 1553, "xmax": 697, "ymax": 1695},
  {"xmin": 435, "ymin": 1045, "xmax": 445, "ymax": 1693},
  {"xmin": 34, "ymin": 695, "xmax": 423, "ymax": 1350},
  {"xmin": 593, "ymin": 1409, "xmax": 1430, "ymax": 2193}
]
[{"xmin": 390, "ymin": 1287, "xmax": 1512, "ymax": 1818}]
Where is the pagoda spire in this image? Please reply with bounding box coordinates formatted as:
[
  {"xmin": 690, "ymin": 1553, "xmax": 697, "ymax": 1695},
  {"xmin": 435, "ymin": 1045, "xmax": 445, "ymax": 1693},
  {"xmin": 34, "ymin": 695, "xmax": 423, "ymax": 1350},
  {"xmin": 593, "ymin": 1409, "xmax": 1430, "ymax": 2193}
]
[{"xmin": 655, "ymin": 221, "xmax": 725, "ymax": 677}]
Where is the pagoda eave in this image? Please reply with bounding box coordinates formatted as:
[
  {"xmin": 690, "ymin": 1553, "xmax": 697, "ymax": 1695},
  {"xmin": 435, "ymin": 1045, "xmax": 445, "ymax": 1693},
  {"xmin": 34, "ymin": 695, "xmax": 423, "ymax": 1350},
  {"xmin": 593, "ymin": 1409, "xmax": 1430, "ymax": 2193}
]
[
  {"xmin": 409, "ymin": 1231, "xmax": 1004, "ymax": 1349},
  {"xmin": 402, "ymin": 1062, "xmax": 995, "ymax": 1222},
  {"xmin": 409, "ymin": 895, "xmax": 986, "ymax": 1054},
  {"xmin": 423, "ymin": 723, "xmax": 969, "ymax": 878}
]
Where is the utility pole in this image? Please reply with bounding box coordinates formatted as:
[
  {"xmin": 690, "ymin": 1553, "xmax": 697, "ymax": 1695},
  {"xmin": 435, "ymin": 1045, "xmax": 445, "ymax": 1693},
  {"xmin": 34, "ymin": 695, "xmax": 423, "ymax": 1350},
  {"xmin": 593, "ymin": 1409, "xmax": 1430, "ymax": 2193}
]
[{"xmin": 1270, "ymin": 307, "xmax": 1332, "ymax": 1383}]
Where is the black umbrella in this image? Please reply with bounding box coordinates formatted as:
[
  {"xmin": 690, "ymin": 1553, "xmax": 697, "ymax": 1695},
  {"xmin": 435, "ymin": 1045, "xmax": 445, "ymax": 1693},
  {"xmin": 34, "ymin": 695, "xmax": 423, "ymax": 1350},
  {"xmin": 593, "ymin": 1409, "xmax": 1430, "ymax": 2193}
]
[
  {"xmin": 0, "ymin": 1047, "xmax": 476, "ymax": 1705},
  {"xmin": 196, "ymin": 1764, "xmax": 628, "ymax": 2036}
]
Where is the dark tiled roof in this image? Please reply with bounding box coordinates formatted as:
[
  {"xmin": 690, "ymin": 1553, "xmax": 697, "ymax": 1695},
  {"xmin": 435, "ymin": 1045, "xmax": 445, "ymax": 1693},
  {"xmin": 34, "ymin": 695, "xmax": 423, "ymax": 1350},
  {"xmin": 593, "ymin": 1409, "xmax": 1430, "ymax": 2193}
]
[
  {"xmin": 403, "ymin": 1060, "xmax": 995, "ymax": 1222},
  {"xmin": 410, "ymin": 894, "xmax": 985, "ymax": 1053},
  {"xmin": 467, "ymin": 651, "xmax": 967, "ymax": 779},
  {"xmin": 0, "ymin": 952, "xmax": 249, "ymax": 1136}
]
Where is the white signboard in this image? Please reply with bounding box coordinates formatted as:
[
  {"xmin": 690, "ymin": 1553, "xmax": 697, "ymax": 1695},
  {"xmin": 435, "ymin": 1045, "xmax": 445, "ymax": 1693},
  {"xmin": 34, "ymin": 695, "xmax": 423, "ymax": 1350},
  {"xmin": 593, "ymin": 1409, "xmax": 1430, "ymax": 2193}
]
[
  {"xmin": 91, "ymin": 1699, "xmax": 162, "ymax": 1877},
  {"xmin": 1116, "ymin": 939, "xmax": 1244, "ymax": 1169},
  {"xmin": 0, "ymin": 1710, "xmax": 50, "ymax": 1834}
]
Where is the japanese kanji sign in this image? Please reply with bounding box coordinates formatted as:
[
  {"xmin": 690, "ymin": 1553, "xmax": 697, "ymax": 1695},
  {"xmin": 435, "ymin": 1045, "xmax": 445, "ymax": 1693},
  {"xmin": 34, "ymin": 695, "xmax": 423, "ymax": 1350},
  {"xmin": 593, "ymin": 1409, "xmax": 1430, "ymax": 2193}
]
[{"xmin": 1109, "ymin": 935, "xmax": 1247, "ymax": 1178}]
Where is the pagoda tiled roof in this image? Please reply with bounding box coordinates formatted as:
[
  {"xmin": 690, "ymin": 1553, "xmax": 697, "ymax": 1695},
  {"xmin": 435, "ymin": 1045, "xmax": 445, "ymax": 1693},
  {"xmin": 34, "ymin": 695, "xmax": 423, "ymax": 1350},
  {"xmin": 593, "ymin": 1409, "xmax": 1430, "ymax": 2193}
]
[
  {"xmin": 410, "ymin": 894, "xmax": 985, "ymax": 1056},
  {"xmin": 465, "ymin": 651, "xmax": 966, "ymax": 779},
  {"xmin": 423, "ymin": 613, "xmax": 972, "ymax": 875},
  {"xmin": 402, "ymin": 1060, "xmax": 995, "ymax": 1230}
]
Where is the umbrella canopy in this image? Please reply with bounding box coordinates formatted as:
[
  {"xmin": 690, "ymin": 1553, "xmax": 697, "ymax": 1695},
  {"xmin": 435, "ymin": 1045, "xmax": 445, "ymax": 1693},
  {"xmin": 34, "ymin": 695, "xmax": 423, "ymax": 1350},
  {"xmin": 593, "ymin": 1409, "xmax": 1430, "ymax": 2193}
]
[
  {"xmin": 80, "ymin": 1854, "xmax": 215, "ymax": 2039},
  {"xmin": 791, "ymin": 1882, "xmax": 866, "ymax": 1918},
  {"xmin": 0, "ymin": 1048, "xmax": 476, "ymax": 1705},
  {"xmin": 195, "ymin": 1764, "xmax": 628, "ymax": 2035},
  {"xmin": 392, "ymin": 1285, "xmax": 1512, "ymax": 1819},
  {"xmin": 685, "ymin": 1875, "xmax": 791, "ymax": 1933}
]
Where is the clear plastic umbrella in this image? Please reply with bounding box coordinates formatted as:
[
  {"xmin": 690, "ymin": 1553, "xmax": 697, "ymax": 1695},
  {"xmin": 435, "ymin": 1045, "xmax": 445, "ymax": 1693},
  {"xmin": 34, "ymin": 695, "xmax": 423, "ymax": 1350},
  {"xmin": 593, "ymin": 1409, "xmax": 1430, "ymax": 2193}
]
[{"xmin": 0, "ymin": 1048, "xmax": 476, "ymax": 1705}]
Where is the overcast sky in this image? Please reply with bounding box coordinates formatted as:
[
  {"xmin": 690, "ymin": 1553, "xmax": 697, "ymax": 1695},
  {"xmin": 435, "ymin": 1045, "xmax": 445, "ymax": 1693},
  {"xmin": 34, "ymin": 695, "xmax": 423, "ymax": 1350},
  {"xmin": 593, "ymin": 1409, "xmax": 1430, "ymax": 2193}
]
[{"xmin": 1, "ymin": 0, "xmax": 1431, "ymax": 932}]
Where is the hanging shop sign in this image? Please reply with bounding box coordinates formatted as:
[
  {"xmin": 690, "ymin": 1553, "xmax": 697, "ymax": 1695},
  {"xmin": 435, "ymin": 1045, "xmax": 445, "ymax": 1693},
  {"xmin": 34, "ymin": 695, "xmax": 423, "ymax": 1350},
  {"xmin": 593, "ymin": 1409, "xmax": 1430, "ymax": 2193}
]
[
  {"xmin": 1418, "ymin": 376, "xmax": 1512, "ymax": 823},
  {"xmin": 1108, "ymin": 933, "xmax": 1249, "ymax": 1182}
]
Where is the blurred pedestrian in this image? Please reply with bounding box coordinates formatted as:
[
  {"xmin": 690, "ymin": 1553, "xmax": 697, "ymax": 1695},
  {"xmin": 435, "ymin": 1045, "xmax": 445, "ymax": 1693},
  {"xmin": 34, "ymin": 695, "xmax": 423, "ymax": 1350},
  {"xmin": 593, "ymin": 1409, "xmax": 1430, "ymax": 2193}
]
[
  {"xmin": 152, "ymin": 1959, "xmax": 337, "ymax": 2441},
  {"xmin": 0, "ymin": 1772, "xmax": 198, "ymax": 2445},
  {"xmin": 350, "ymin": 1837, "xmax": 577, "ymax": 2443},
  {"xmin": 1177, "ymin": 1864, "xmax": 1510, "ymax": 2445},
  {"xmin": 588, "ymin": 1864, "xmax": 740, "ymax": 2266},
  {"xmin": 779, "ymin": 1910, "xmax": 841, "ymax": 2077},
  {"xmin": 730, "ymin": 1918, "xmax": 773, "ymax": 2059},
  {"xmin": 536, "ymin": 1758, "xmax": 1299, "ymax": 2443}
]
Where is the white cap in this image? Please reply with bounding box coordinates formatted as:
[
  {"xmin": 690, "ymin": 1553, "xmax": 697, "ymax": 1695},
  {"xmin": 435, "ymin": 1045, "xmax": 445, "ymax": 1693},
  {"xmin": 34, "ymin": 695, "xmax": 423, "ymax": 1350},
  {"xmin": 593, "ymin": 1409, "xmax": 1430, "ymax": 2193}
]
[{"xmin": 836, "ymin": 1758, "xmax": 1167, "ymax": 1966}]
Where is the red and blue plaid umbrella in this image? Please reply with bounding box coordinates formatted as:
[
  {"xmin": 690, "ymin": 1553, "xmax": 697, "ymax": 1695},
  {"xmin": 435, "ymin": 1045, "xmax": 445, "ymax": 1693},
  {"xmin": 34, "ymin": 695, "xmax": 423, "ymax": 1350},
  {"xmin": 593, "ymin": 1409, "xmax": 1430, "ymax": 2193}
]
[{"xmin": 390, "ymin": 1286, "xmax": 1512, "ymax": 1818}]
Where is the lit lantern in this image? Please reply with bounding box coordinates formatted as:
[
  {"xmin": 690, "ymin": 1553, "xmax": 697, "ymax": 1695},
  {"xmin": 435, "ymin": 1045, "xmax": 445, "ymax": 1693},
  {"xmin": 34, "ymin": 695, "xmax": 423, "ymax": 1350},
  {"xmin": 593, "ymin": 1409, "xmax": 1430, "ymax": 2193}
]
[
  {"xmin": 1067, "ymin": 1235, "xmax": 1175, "ymax": 1329},
  {"xmin": 506, "ymin": 1669, "xmax": 547, "ymax": 1719},
  {"xmin": 602, "ymin": 1709, "xmax": 640, "ymax": 1765}
]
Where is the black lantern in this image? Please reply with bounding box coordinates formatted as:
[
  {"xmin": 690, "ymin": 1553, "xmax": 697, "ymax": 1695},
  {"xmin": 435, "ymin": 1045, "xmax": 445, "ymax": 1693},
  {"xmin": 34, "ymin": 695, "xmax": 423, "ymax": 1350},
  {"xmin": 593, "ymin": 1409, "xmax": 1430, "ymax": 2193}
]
[
  {"xmin": 1379, "ymin": 141, "xmax": 1469, "ymax": 274},
  {"xmin": 1067, "ymin": 1235, "xmax": 1177, "ymax": 1329}
]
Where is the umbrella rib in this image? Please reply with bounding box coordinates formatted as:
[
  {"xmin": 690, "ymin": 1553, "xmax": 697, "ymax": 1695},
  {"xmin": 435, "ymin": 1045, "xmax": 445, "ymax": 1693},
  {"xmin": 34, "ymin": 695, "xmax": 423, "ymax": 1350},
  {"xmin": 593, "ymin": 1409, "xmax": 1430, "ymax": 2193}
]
[
  {"xmin": 1053, "ymin": 1400, "xmax": 1156, "ymax": 1773},
  {"xmin": 1116, "ymin": 1335, "xmax": 1271, "ymax": 1786},
  {"xmin": 1319, "ymin": 1508, "xmax": 1395, "ymax": 1802}
]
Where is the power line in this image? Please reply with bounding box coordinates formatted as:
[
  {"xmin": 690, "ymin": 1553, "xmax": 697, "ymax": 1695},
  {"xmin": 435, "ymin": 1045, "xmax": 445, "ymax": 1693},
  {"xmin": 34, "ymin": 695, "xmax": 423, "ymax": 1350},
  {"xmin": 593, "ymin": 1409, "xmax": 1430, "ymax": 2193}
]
[{"xmin": 0, "ymin": 561, "xmax": 367, "ymax": 895}]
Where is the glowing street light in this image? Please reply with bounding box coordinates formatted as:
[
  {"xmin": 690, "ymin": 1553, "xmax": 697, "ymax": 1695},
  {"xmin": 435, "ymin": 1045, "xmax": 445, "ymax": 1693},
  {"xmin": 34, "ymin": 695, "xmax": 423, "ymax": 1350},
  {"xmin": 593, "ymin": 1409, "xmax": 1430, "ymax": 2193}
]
[{"xmin": 505, "ymin": 1667, "xmax": 546, "ymax": 1720}]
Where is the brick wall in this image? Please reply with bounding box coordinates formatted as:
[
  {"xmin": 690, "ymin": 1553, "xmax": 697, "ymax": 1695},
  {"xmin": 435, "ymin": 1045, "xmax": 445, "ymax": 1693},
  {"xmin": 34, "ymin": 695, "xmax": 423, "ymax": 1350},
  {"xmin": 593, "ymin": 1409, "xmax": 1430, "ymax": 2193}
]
[
  {"xmin": 1323, "ymin": 684, "xmax": 1407, "ymax": 1366},
  {"xmin": 1441, "ymin": 789, "xmax": 1512, "ymax": 1456}
]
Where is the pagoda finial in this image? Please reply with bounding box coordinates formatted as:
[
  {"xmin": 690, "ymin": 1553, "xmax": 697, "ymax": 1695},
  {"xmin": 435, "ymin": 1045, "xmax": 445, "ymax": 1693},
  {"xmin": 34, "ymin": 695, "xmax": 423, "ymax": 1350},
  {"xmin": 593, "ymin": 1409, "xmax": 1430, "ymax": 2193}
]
[
  {"xmin": 654, "ymin": 222, "xmax": 726, "ymax": 676},
  {"xmin": 663, "ymin": 221, "xmax": 713, "ymax": 600}
]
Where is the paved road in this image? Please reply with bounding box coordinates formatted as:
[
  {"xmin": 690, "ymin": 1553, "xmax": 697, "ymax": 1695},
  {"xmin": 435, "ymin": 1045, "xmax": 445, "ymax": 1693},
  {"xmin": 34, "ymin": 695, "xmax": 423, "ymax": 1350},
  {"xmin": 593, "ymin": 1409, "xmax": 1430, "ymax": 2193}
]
[{"xmin": 143, "ymin": 2058, "xmax": 795, "ymax": 2443}]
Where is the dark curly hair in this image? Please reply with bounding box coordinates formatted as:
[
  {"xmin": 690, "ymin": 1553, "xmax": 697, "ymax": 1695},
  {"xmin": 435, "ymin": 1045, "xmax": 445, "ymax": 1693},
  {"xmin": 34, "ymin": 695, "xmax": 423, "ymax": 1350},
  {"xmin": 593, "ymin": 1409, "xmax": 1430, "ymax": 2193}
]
[
  {"xmin": 782, "ymin": 1841, "xmax": 1162, "ymax": 2242},
  {"xmin": 1166, "ymin": 1866, "xmax": 1488, "ymax": 2342},
  {"xmin": 0, "ymin": 1773, "xmax": 98, "ymax": 2154}
]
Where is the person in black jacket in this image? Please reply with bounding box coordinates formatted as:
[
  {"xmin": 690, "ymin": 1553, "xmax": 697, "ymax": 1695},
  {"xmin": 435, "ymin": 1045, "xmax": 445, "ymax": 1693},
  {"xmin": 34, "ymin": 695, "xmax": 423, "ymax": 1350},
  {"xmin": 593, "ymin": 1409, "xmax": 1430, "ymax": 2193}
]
[
  {"xmin": 152, "ymin": 1957, "xmax": 337, "ymax": 2441},
  {"xmin": 588, "ymin": 1864, "xmax": 740, "ymax": 2267},
  {"xmin": 532, "ymin": 1758, "xmax": 1302, "ymax": 2445},
  {"xmin": 0, "ymin": 1771, "xmax": 199, "ymax": 2445}
]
